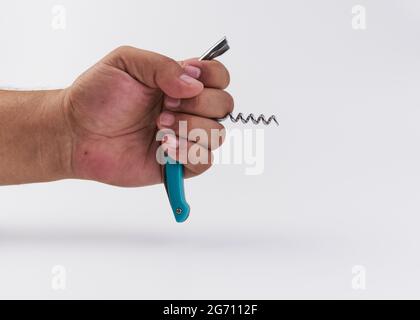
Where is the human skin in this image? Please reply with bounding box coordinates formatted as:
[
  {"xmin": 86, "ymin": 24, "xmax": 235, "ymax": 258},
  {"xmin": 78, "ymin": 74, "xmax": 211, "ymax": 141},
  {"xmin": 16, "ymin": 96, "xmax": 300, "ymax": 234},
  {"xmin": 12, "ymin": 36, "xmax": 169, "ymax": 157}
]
[{"xmin": 0, "ymin": 46, "xmax": 233, "ymax": 187}]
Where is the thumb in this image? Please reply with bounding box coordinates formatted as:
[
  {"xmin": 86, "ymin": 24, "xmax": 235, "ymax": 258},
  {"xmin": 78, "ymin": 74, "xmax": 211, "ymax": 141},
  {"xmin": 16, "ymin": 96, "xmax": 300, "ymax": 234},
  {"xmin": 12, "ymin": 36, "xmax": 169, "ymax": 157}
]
[{"xmin": 103, "ymin": 46, "xmax": 204, "ymax": 99}]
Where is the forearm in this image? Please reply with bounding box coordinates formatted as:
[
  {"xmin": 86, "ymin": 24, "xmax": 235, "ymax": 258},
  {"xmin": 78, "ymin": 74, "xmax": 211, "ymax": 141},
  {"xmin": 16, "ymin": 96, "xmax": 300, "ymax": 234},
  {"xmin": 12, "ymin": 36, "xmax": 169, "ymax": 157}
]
[{"xmin": 0, "ymin": 90, "xmax": 72, "ymax": 185}]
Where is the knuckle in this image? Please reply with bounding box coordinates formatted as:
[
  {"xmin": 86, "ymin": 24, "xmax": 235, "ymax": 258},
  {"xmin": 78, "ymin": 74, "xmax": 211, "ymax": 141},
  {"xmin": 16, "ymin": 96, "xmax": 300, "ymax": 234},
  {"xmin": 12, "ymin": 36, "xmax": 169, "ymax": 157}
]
[
  {"xmin": 192, "ymin": 94, "xmax": 202, "ymax": 110},
  {"xmin": 216, "ymin": 62, "xmax": 231, "ymax": 88},
  {"xmin": 154, "ymin": 55, "xmax": 183, "ymax": 93},
  {"xmin": 223, "ymin": 68, "xmax": 231, "ymax": 88},
  {"xmin": 187, "ymin": 147, "xmax": 213, "ymax": 174},
  {"xmin": 223, "ymin": 91, "xmax": 235, "ymax": 114},
  {"xmin": 114, "ymin": 45, "xmax": 133, "ymax": 56},
  {"xmin": 210, "ymin": 60, "xmax": 230, "ymax": 88},
  {"xmin": 105, "ymin": 46, "xmax": 136, "ymax": 70},
  {"xmin": 159, "ymin": 56, "xmax": 178, "ymax": 69},
  {"xmin": 218, "ymin": 124, "xmax": 227, "ymax": 146},
  {"xmin": 210, "ymin": 123, "xmax": 226, "ymax": 149}
]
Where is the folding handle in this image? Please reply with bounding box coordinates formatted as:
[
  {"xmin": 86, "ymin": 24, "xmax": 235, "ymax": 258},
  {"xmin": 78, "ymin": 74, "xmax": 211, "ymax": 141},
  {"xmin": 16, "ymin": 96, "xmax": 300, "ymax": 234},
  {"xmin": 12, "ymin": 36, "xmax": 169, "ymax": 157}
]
[
  {"xmin": 163, "ymin": 37, "xmax": 230, "ymax": 223},
  {"xmin": 163, "ymin": 156, "xmax": 190, "ymax": 223}
]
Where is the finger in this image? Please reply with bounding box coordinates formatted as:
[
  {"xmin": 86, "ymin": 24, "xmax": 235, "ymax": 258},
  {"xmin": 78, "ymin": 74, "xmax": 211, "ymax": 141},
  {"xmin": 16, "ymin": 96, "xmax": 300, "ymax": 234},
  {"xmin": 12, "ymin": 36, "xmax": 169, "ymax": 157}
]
[
  {"xmin": 162, "ymin": 134, "xmax": 213, "ymax": 178},
  {"xmin": 163, "ymin": 88, "xmax": 234, "ymax": 119},
  {"xmin": 181, "ymin": 59, "xmax": 230, "ymax": 89},
  {"xmin": 157, "ymin": 112, "xmax": 226, "ymax": 150},
  {"xmin": 103, "ymin": 46, "xmax": 204, "ymax": 98}
]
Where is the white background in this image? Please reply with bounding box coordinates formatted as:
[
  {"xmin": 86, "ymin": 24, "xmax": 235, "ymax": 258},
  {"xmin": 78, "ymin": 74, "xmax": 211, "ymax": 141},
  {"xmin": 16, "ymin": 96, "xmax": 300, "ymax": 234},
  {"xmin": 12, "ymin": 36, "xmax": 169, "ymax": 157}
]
[{"xmin": 0, "ymin": 0, "xmax": 420, "ymax": 299}]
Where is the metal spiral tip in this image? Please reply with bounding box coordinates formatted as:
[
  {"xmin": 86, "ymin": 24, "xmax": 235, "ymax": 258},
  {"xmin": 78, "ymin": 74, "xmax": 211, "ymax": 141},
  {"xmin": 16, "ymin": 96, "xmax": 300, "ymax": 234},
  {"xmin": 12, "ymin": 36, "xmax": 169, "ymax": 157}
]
[{"xmin": 220, "ymin": 113, "xmax": 279, "ymax": 126}]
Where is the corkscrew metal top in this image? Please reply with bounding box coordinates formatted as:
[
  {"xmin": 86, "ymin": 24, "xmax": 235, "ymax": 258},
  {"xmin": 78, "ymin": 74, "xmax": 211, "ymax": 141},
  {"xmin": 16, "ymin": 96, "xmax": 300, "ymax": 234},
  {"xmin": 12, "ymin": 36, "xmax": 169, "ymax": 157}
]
[
  {"xmin": 200, "ymin": 37, "xmax": 279, "ymax": 127},
  {"xmin": 199, "ymin": 36, "xmax": 230, "ymax": 61}
]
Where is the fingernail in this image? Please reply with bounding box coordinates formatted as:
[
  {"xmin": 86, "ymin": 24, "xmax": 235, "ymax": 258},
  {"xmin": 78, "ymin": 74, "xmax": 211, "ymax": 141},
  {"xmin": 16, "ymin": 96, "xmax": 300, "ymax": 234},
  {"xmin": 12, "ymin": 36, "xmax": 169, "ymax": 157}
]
[
  {"xmin": 183, "ymin": 65, "xmax": 201, "ymax": 79},
  {"xmin": 164, "ymin": 96, "xmax": 181, "ymax": 109},
  {"xmin": 163, "ymin": 134, "xmax": 178, "ymax": 149},
  {"xmin": 160, "ymin": 112, "xmax": 175, "ymax": 127},
  {"xmin": 179, "ymin": 73, "xmax": 202, "ymax": 86}
]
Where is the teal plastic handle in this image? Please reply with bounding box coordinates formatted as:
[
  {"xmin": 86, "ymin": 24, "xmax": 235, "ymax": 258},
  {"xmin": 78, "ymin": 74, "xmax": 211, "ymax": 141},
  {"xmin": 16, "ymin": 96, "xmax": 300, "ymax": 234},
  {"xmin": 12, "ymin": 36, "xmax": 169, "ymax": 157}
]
[{"xmin": 163, "ymin": 156, "xmax": 190, "ymax": 223}]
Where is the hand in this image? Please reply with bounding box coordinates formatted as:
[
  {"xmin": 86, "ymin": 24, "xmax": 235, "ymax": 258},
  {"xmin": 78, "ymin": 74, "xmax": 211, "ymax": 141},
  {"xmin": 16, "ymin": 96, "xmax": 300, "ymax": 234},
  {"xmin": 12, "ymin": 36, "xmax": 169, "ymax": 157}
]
[{"xmin": 62, "ymin": 46, "xmax": 233, "ymax": 187}]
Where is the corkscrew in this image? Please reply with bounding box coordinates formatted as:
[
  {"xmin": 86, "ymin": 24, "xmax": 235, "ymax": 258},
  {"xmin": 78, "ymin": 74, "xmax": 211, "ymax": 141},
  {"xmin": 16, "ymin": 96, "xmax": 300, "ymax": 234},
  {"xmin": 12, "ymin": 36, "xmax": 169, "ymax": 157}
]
[
  {"xmin": 163, "ymin": 37, "xmax": 278, "ymax": 223},
  {"xmin": 220, "ymin": 113, "xmax": 279, "ymax": 126}
]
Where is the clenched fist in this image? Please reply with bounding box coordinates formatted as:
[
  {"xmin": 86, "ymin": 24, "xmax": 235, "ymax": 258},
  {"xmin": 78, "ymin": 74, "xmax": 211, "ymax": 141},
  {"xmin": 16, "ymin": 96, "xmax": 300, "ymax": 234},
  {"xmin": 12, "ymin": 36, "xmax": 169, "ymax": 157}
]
[{"xmin": 0, "ymin": 46, "xmax": 233, "ymax": 187}]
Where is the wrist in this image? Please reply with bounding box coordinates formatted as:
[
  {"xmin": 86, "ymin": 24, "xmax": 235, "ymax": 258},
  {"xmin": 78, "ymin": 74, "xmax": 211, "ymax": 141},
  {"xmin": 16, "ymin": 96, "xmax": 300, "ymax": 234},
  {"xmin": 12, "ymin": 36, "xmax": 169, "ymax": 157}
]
[
  {"xmin": 38, "ymin": 89, "xmax": 74, "ymax": 181},
  {"xmin": 0, "ymin": 89, "xmax": 73, "ymax": 184}
]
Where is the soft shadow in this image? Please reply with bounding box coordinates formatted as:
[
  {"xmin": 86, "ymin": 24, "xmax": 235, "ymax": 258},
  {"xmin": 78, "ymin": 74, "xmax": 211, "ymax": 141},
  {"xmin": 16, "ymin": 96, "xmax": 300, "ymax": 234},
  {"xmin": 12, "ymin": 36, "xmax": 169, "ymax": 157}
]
[{"xmin": 0, "ymin": 226, "xmax": 277, "ymax": 250}]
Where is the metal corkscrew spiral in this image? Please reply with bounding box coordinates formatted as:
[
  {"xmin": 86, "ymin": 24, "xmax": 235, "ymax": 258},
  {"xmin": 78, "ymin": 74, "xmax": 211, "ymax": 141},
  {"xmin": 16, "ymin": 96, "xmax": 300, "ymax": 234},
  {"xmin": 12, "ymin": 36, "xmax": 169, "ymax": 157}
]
[
  {"xmin": 220, "ymin": 112, "xmax": 279, "ymax": 126},
  {"xmin": 200, "ymin": 37, "xmax": 278, "ymax": 127}
]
